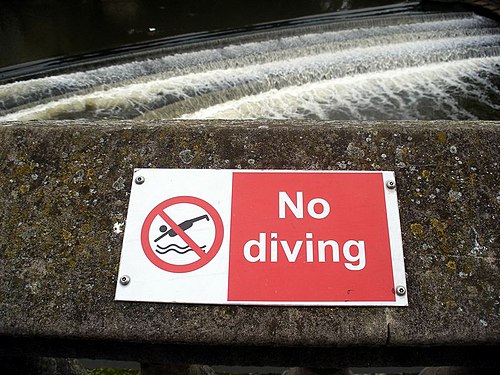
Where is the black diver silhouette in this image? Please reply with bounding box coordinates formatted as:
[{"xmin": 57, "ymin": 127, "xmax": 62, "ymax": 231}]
[{"xmin": 154, "ymin": 214, "xmax": 209, "ymax": 242}]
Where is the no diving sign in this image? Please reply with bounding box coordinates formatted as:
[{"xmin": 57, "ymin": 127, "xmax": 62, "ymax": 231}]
[
  {"xmin": 115, "ymin": 169, "xmax": 407, "ymax": 306},
  {"xmin": 141, "ymin": 196, "xmax": 224, "ymax": 273}
]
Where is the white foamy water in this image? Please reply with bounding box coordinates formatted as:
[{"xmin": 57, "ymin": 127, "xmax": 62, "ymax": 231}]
[
  {"xmin": 181, "ymin": 57, "xmax": 500, "ymax": 120},
  {"xmin": 0, "ymin": 12, "xmax": 499, "ymax": 121}
]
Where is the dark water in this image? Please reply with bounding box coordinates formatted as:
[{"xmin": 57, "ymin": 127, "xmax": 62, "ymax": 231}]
[{"xmin": 0, "ymin": 0, "xmax": 400, "ymax": 68}]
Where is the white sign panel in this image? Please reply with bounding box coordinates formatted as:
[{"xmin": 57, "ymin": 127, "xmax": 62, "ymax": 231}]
[{"xmin": 115, "ymin": 169, "xmax": 407, "ymax": 306}]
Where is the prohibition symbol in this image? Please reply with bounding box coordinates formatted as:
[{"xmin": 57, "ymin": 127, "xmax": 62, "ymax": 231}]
[{"xmin": 141, "ymin": 196, "xmax": 224, "ymax": 273}]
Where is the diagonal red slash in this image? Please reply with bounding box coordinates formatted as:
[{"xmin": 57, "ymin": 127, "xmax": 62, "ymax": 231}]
[
  {"xmin": 157, "ymin": 210, "xmax": 207, "ymax": 259},
  {"xmin": 141, "ymin": 195, "xmax": 224, "ymax": 273}
]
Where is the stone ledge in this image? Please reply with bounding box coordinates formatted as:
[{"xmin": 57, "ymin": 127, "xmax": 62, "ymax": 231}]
[{"xmin": 0, "ymin": 120, "xmax": 498, "ymax": 364}]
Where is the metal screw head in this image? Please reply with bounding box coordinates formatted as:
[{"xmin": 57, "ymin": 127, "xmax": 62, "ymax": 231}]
[
  {"xmin": 386, "ymin": 180, "xmax": 396, "ymax": 189},
  {"xmin": 119, "ymin": 275, "xmax": 130, "ymax": 286},
  {"xmin": 135, "ymin": 176, "xmax": 145, "ymax": 185},
  {"xmin": 396, "ymin": 285, "xmax": 406, "ymax": 296}
]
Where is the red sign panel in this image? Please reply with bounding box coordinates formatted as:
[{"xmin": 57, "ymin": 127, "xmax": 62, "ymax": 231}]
[{"xmin": 228, "ymin": 172, "xmax": 395, "ymax": 302}]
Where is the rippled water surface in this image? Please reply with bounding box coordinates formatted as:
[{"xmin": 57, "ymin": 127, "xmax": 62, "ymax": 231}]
[{"xmin": 1, "ymin": 10, "xmax": 499, "ymax": 121}]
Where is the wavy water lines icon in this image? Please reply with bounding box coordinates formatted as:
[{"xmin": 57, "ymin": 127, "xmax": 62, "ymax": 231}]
[
  {"xmin": 155, "ymin": 243, "xmax": 208, "ymax": 255},
  {"xmin": 154, "ymin": 214, "xmax": 210, "ymax": 256}
]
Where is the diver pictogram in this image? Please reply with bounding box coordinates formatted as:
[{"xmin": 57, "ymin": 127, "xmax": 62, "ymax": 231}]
[
  {"xmin": 141, "ymin": 196, "xmax": 224, "ymax": 273},
  {"xmin": 154, "ymin": 215, "xmax": 210, "ymax": 255}
]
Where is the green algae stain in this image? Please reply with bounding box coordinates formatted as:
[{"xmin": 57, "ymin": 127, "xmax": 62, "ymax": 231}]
[
  {"xmin": 16, "ymin": 163, "xmax": 34, "ymax": 176},
  {"xmin": 445, "ymin": 298, "xmax": 458, "ymax": 309},
  {"xmin": 437, "ymin": 131, "xmax": 447, "ymax": 144},
  {"xmin": 431, "ymin": 218, "xmax": 448, "ymax": 237},
  {"xmin": 19, "ymin": 185, "xmax": 30, "ymax": 194},
  {"xmin": 469, "ymin": 173, "xmax": 477, "ymax": 187},
  {"xmin": 446, "ymin": 260, "xmax": 457, "ymax": 271},
  {"xmin": 4, "ymin": 248, "xmax": 16, "ymax": 259},
  {"xmin": 430, "ymin": 218, "xmax": 452, "ymax": 254},
  {"xmin": 80, "ymin": 223, "xmax": 92, "ymax": 234},
  {"xmin": 410, "ymin": 223, "xmax": 424, "ymax": 237},
  {"xmin": 66, "ymin": 256, "xmax": 77, "ymax": 269}
]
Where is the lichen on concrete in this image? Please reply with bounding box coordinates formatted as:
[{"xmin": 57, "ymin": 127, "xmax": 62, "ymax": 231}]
[{"xmin": 0, "ymin": 120, "xmax": 498, "ymax": 363}]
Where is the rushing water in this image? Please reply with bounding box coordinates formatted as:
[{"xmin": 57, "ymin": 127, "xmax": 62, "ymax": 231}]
[{"xmin": 1, "ymin": 9, "xmax": 499, "ymax": 121}]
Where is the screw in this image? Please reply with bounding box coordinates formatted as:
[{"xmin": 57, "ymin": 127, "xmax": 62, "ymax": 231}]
[
  {"xmin": 135, "ymin": 176, "xmax": 145, "ymax": 185},
  {"xmin": 120, "ymin": 275, "xmax": 130, "ymax": 286},
  {"xmin": 396, "ymin": 285, "xmax": 406, "ymax": 296},
  {"xmin": 386, "ymin": 180, "xmax": 396, "ymax": 189}
]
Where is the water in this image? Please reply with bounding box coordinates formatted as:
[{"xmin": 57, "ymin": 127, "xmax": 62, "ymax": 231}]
[
  {"xmin": 0, "ymin": 0, "xmax": 402, "ymax": 68},
  {"xmin": 1, "ymin": 9, "xmax": 499, "ymax": 121}
]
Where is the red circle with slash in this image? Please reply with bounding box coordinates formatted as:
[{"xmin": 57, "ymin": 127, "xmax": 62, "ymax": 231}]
[{"xmin": 141, "ymin": 196, "xmax": 224, "ymax": 273}]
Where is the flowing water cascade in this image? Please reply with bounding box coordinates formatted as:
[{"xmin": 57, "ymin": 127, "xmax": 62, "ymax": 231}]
[{"xmin": 0, "ymin": 11, "xmax": 499, "ymax": 121}]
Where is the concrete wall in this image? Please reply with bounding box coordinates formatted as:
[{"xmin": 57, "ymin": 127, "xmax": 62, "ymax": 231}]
[{"xmin": 0, "ymin": 120, "xmax": 498, "ymax": 367}]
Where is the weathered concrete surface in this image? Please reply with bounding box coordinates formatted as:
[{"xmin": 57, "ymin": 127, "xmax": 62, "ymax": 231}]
[{"xmin": 0, "ymin": 120, "xmax": 499, "ymax": 366}]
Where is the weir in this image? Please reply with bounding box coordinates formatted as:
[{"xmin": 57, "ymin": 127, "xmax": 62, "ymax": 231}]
[{"xmin": 0, "ymin": 10, "xmax": 499, "ymax": 121}]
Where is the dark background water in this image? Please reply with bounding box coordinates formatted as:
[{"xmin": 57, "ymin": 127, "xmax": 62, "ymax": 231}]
[{"xmin": 0, "ymin": 0, "xmax": 402, "ymax": 68}]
